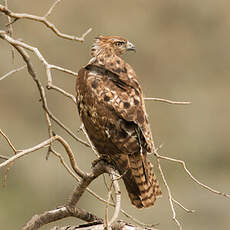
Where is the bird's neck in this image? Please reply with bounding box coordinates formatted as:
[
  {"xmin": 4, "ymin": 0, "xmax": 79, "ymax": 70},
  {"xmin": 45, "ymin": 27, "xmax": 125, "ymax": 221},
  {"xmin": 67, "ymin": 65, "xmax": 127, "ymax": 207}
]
[
  {"xmin": 89, "ymin": 47, "xmax": 123, "ymax": 67},
  {"xmin": 91, "ymin": 45, "xmax": 114, "ymax": 56}
]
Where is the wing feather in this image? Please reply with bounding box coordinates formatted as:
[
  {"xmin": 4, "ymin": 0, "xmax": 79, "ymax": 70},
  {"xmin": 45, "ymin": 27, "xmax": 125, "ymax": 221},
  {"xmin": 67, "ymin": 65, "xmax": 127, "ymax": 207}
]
[{"xmin": 83, "ymin": 62, "xmax": 154, "ymax": 153}]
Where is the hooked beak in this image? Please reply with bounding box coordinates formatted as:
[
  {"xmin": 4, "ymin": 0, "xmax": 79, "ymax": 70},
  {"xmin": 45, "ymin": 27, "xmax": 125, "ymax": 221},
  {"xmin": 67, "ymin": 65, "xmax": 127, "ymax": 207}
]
[{"xmin": 126, "ymin": 41, "xmax": 136, "ymax": 52}]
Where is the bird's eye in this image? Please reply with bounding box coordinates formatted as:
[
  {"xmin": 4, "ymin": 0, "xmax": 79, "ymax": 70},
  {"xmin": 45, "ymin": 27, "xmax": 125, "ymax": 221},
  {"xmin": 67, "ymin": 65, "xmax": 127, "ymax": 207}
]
[{"xmin": 115, "ymin": 41, "xmax": 124, "ymax": 47}]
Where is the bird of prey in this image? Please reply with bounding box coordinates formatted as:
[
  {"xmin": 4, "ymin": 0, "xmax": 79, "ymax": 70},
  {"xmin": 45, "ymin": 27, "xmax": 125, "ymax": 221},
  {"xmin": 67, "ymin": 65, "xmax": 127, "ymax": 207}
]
[{"xmin": 76, "ymin": 35, "xmax": 161, "ymax": 208}]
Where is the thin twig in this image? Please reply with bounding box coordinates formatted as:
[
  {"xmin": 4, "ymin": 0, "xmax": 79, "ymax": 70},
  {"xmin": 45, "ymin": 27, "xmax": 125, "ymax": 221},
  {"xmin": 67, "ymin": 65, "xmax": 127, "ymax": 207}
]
[
  {"xmin": 0, "ymin": 129, "xmax": 17, "ymax": 153},
  {"xmin": 80, "ymin": 124, "xmax": 99, "ymax": 157},
  {"xmin": 4, "ymin": 0, "xmax": 15, "ymax": 62},
  {"xmin": 50, "ymin": 64, "xmax": 77, "ymax": 77},
  {"xmin": 47, "ymin": 84, "xmax": 77, "ymax": 104},
  {"xmin": 44, "ymin": 0, "xmax": 63, "ymax": 18},
  {"xmin": 0, "ymin": 129, "xmax": 18, "ymax": 187},
  {"xmin": 0, "ymin": 65, "xmax": 27, "ymax": 81},
  {"xmin": 3, "ymin": 161, "xmax": 14, "ymax": 187},
  {"xmin": 0, "ymin": 155, "xmax": 8, "ymax": 160},
  {"xmin": 50, "ymin": 148, "xmax": 80, "ymax": 182},
  {"xmin": 45, "ymin": 111, "xmax": 53, "ymax": 160},
  {"xmin": 172, "ymin": 198, "xmax": 195, "ymax": 213},
  {"xmin": 145, "ymin": 97, "xmax": 191, "ymax": 105},
  {"xmin": 55, "ymin": 135, "xmax": 85, "ymax": 178}
]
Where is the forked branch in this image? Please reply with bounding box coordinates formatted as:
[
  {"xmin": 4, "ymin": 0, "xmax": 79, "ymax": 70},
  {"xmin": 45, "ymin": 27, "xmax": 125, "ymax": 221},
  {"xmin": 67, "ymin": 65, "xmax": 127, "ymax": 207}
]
[
  {"xmin": 0, "ymin": 4, "xmax": 92, "ymax": 42},
  {"xmin": 153, "ymin": 146, "xmax": 230, "ymax": 230}
]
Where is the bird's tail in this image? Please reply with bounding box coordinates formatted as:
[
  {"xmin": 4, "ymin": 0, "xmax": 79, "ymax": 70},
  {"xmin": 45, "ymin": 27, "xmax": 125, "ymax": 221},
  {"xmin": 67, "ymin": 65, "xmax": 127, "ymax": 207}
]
[{"xmin": 121, "ymin": 152, "xmax": 162, "ymax": 208}]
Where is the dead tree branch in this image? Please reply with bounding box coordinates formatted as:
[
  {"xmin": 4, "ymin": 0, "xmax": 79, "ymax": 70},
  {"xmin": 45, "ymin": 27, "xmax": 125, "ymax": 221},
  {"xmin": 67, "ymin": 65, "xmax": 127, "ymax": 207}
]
[
  {"xmin": 44, "ymin": 0, "xmax": 63, "ymax": 18},
  {"xmin": 153, "ymin": 145, "xmax": 230, "ymax": 230},
  {"xmin": 0, "ymin": 30, "xmax": 89, "ymax": 147},
  {"xmin": 0, "ymin": 137, "xmax": 55, "ymax": 169},
  {"xmin": 156, "ymin": 153, "xmax": 230, "ymax": 199},
  {"xmin": 0, "ymin": 4, "xmax": 92, "ymax": 42},
  {"xmin": 144, "ymin": 97, "xmax": 191, "ymax": 105},
  {"xmin": 0, "ymin": 155, "xmax": 9, "ymax": 160},
  {"xmin": 22, "ymin": 160, "xmax": 120, "ymax": 230},
  {"xmin": 0, "ymin": 65, "xmax": 26, "ymax": 81},
  {"xmin": 0, "ymin": 128, "xmax": 17, "ymax": 153},
  {"xmin": 22, "ymin": 206, "xmax": 103, "ymax": 230}
]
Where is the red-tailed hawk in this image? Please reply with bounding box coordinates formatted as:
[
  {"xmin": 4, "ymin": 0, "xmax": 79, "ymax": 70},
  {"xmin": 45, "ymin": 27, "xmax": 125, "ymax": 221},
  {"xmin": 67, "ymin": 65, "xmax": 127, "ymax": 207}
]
[{"xmin": 76, "ymin": 35, "xmax": 161, "ymax": 208}]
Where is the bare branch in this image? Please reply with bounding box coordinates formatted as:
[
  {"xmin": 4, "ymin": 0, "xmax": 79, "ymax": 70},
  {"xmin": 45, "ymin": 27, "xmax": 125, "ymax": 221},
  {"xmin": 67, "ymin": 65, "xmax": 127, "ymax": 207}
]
[
  {"xmin": 119, "ymin": 209, "xmax": 156, "ymax": 228},
  {"xmin": 22, "ymin": 207, "xmax": 70, "ymax": 230},
  {"xmin": 0, "ymin": 134, "xmax": 84, "ymax": 187},
  {"xmin": 50, "ymin": 148, "xmax": 80, "ymax": 181},
  {"xmin": 0, "ymin": 155, "xmax": 8, "ymax": 160},
  {"xmin": 0, "ymin": 65, "xmax": 26, "ymax": 81},
  {"xmin": 47, "ymin": 84, "xmax": 77, "ymax": 104},
  {"xmin": 0, "ymin": 129, "xmax": 18, "ymax": 187},
  {"xmin": 45, "ymin": 112, "xmax": 53, "ymax": 160},
  {"xmin": 79, "ymin": 124, "xmax": 99, "ymax": 157},
  {"xmin": 172, "ymin": 198, "xmax": 195, "ymax": 213},
  {"xmin": 81, "ymin": 28, "xmax": 93, "ymax": 40},
  {"xmin": 3, "ymin": 161, "xmax": 14, "ymax": 187},
  {"xmin": 157, "ymin": 154, "xmax": 230, "ymax": 199},
  {"xmin": 67, "ymin": 160, "xmax": 108, "ymax": 209},
  {"xmin": 44, "ymin": 0, "xmax": 63, "ymax": 18},
  {"xmin": 0, "ymin": 137, "xmax": 56, "ymax": 169},
  {"xmin": 0, "ymin": 4, "xmax": 92, "ymax": 42},
  {"xmin": 4, "ymin": 0, "xmax": 15, "ymax": 61},
  {"xmin": 154, "ymin": 149, "xmax": 182, "ymax": 230},
  {"xmin": 22, "ymin": 206, "xmax": 102, "ymax": 230},
  {"xmin": 153, "ymin": 144, "xmax": 230, "ymax": 230},
  {"xmin": 0, "ymin": 129, "xmax": 17, "ymax": 153},
  {"xmin": 144, "ymin": 97, "xmax": 191, "ymax": 105},
  {"xmin": 55, "ymin": 135, "xmax": 85, "ymax": 178},
  {"xmin": 50, "ymin": 64, "xmax": 77, "ymax": 77}
]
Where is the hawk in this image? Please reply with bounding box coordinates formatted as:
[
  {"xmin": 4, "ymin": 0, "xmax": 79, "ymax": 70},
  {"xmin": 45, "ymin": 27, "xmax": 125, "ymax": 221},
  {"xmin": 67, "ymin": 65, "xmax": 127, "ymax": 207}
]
[{"xmin": 76, "ymin": 35, "xmax": 161, "ymax": 208}]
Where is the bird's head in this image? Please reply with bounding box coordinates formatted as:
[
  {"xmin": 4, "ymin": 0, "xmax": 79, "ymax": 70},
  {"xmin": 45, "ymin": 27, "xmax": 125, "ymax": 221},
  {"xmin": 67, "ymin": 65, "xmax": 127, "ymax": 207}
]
[{"xmin": 91, "ymin": 35, "xmax": 136, "ymax": 57}]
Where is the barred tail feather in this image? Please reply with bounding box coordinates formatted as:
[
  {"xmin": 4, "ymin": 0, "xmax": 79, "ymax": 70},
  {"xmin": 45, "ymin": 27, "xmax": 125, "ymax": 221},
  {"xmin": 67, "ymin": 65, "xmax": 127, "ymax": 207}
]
[{"xmin": 122, "ymin": 152, "xmax": 162, "ymax": 208}]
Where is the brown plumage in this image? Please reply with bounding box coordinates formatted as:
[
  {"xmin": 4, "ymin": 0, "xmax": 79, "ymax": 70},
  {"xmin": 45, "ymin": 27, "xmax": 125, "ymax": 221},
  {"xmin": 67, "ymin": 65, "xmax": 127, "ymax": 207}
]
[{"xmin": 76, "ymin": 35, "xmax": 162, "ymax": 208}]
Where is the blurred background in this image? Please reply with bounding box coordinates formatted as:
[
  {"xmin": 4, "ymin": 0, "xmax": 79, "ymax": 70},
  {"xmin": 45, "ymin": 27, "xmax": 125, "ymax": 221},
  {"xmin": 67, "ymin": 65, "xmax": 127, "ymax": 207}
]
[{"xmin": 0, "ymin": 0, "xmax": 230, "ymax": 229}]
